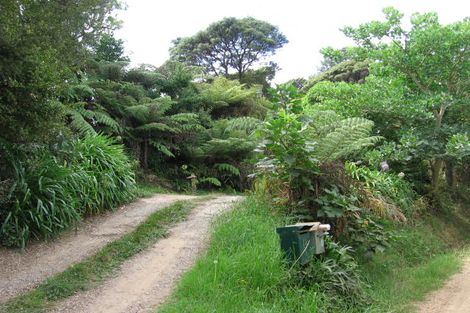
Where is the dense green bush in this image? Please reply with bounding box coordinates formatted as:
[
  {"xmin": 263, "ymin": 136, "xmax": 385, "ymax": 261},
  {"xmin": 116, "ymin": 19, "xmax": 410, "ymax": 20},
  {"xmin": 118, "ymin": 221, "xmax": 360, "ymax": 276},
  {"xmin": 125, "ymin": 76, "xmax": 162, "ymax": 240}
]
[
  {"xmin": 67, "ymin": 135, "xmax": 136, "ymax": 214},
  {"xmin": 0, "ymin": 148, "xmax": 81, "ymax": 247},
  {"xmin": 0, "ymin": 135, "xmax": 135, "ymax": 247}
]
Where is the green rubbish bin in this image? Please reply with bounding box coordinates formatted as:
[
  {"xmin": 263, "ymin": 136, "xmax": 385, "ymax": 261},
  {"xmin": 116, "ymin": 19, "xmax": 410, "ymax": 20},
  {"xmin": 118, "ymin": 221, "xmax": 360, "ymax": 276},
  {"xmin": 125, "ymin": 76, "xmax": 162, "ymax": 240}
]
[{"xmin": 276, "ymin": 222, "xmax": 328, "ymax": 265}]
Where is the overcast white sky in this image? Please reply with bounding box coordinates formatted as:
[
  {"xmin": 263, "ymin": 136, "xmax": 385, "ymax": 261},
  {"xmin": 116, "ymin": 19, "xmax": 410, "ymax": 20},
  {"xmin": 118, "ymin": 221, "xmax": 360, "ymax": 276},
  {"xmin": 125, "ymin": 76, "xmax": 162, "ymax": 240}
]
[{"xmin": 116, "ymin": 0, "xmax": 470, "ymax": 83}]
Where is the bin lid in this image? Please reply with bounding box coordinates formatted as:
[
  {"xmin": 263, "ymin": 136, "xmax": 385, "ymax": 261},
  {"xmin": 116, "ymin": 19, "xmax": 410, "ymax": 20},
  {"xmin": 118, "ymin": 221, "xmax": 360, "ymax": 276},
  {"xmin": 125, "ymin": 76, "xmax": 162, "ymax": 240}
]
[{"xmin": 276, "ymin": 222, "xmax": 320, "ymax": 233}]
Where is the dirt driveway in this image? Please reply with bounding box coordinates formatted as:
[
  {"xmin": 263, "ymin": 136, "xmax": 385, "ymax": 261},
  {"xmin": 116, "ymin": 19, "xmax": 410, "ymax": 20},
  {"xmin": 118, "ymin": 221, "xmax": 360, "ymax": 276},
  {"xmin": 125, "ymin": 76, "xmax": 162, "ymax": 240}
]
[{"xmin": 0, "ymin": 194, "xmax": 196, "ymax": 303}]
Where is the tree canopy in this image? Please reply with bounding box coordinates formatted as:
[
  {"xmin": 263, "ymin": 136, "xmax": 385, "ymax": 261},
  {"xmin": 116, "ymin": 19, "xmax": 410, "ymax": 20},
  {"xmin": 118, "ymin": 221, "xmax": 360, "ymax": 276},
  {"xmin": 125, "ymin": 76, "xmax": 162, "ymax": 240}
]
[
  {"xmin": 170, "ymin": 17, "xmax": 287, "ymax": 79},
  {"xmin": 308, "ymin": 7, "xmax": 470, "ymax": 189},
  {"xmin": 0, "ymin": 0, "xmax": 122, "ymax": 143}
]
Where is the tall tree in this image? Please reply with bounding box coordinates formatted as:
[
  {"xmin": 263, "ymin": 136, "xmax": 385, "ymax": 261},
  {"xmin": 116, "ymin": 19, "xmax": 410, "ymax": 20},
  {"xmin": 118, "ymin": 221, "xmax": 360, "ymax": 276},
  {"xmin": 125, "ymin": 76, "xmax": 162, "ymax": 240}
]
[
  {"xmin": 94, "ymin": 33, "xmax": 129, "ymax": 62},
  {"xmin": 321, "ymin": 8, "xmax": 470, "ymax": 188},
  {"xmin": 170, "ymin": 17, "xmax": 288, "ymax": 79},
  {"xmin": 0, "ymin": 0, "xmax": 122, "ymax": 143}
]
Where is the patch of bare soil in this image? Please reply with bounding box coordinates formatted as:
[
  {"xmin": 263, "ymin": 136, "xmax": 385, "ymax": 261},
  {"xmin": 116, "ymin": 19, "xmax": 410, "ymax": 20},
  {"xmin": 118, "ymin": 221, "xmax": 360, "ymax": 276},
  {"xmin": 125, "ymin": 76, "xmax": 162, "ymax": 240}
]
[
  {"xmin": 0, "ymin": 194, "xmax": 196, "ymax": 303},
  {"xmin": 416, "ymin": 257, "xmax": 470, "ymax": 313},
  {"xmin": 50, "ymin": 195, "xmax": 243, "ymax": 313}
]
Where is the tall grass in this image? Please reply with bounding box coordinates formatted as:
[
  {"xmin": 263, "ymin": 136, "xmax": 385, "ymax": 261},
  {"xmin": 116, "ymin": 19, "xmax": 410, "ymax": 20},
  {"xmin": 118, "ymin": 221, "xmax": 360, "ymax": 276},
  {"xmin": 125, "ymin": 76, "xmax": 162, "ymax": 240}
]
[
  {"xmin": 67, "ymin": 135, "xmax": 136, "ymax": 214},
  {"xmin": 158, "ymin": 197, "xmax": 470, "ymax": 313},
  {"xmin": 0, "ymin": 135, "xmax": 136, "ymax": 247},
  {"xmin": 159, "ymin": 197, "xmax": 326, "ymax": 313}
]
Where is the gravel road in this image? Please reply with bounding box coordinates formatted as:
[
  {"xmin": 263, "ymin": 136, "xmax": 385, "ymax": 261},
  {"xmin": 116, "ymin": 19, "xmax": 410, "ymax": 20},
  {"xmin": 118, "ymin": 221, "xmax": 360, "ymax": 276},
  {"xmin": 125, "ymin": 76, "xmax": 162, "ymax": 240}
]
[
  {"xmin": 0, "ymin": 194, "xmax": 196, "ymax": 303},
  {"xmin": 50, "ymin": 195, "xmax": 243, "ymax": 313}
]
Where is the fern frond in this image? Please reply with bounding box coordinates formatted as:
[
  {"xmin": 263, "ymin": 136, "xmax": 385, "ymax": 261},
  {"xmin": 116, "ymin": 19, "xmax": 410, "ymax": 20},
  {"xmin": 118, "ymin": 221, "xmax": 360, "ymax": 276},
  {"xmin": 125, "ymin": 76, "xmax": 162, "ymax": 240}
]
[
  {"xmin": 149, "ymin": 141, "xmax": 175, "ymax": 158},
  {"xmin": 198, "ymin": 177, "xmax": 222, "ymax": 187},
  {"xmin": 136, "ymin": 122, "xmax": 178, "ymax": 133},
  {"xmin": 315, "ymin": 117, "xmax": 383, "ymax": 161},
  {"xmin": 68, "ymin": 109, "xmax": 97, "ymax": 136},
  {"xmin": 78, "ymin": 108, "xmax": 121, "ymax": 133},
  {"xmin": 214, "ymin": 163, "xmax": 240, "ymax": 176},
  {"xmin": 225, "ymin": 117, "xmax": 261, "ymax": 135},
  {"xmin": 169, "ymin": 113, "xmax": 199, "ymax": 123}
]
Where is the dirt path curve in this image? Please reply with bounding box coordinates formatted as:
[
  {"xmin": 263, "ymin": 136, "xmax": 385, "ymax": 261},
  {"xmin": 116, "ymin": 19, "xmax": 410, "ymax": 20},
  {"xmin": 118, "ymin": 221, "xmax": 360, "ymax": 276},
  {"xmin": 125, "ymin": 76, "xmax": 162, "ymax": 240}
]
[
  {"xmin": 0, "ymin": 194, "xmax": 196, "ymax": 303},
  {"xmin": 50, "ymin": 195, "xmax": 242, "ymax": 313},
  {"xmin": 416, "ymin": 257, "xmax": 470, "ymax": 313}
]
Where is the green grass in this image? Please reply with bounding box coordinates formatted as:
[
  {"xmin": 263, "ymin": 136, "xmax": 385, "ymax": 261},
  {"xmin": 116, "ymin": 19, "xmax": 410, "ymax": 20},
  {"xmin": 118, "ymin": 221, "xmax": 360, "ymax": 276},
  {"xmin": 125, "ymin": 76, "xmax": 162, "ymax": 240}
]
[
  {"xmin": 157, "ymin": 197, "xmax": 470, "ymax": 313},
  {"xmin": 1, "ymin": 200, "xmax": 201, "ymax": 313},
  {"xmin": 158, "ymin": 197, "xmax": 326, "ymax": 313},
  {"xmin": 135, "ymin": 182, "xmax": 170, "ymax": 197},
  {"xmin": 360, "ymin": 214, "xmax": 470, "ymax": 313}
]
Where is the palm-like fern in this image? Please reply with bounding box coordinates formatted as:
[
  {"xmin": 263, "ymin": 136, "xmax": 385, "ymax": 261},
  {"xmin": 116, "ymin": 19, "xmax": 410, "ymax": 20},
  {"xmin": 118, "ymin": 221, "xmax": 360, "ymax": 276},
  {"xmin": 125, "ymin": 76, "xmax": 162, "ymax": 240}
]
[
  {"xmin": 68, "ymin": 105, "xmax": 122, "ymax": 136},
  {"xmin": 307, "ymin": 110, "xmax": 383, "ymax": 161}
]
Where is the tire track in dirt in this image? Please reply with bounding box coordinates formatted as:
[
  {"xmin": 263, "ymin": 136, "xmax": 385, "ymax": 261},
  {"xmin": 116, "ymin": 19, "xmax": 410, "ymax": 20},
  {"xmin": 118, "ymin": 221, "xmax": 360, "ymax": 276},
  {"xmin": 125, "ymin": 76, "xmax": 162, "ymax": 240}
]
[
  {"xmin": 0, "ymin": 194, "xmax": 196, "ymax": 303},
  {"xmin": 50, "ymin": 195, "xmax": 243, "ymax": 313}
]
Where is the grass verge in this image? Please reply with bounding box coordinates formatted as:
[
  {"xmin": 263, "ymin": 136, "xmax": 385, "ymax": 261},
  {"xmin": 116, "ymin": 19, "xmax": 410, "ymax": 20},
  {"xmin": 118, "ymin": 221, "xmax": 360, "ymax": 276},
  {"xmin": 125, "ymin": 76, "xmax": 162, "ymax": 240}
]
[
  {"xmin": 361, "ymin": 213, "xmax": 470, "ymax": 313},
  {"xmin": 157, "ymin": 197, "xmax": 470, "ymax": 313},
  {"xmin": 1, "ymin": 199, "xmax": 201, "ymax": 313},
  {"xmin": 158, "ymin": 197, "xmax": 325, "ymax": 313},
  {"xmin": 135, "ymin": 183, "xmax": 170, "ymax": 197}
]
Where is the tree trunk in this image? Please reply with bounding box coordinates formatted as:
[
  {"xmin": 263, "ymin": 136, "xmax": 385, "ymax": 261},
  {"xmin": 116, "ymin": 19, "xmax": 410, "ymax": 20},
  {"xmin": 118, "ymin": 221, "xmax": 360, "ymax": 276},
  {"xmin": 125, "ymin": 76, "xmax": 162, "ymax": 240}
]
[
  {"xmin": 430, "ymin": 104, "xmax": 448, "ymax": 189},
  {"xmin": 140, "ymin": 139, "xmax": 149, "ymax": 170},
  {"xmin": 445, "ymin": 160, "xmax": 455, "ymax": 188},
  {"xmin": 431, "ymin": 159, "xmax": 444, "ymax": 189}
]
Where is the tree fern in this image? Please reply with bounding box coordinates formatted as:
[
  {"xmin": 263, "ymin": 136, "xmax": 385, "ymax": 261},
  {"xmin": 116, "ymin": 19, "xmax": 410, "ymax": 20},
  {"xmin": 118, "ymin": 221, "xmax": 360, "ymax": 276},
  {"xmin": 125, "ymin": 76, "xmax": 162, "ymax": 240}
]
[
  {"xmin": 214, "ymin": 163, "xmax": 241, "ymax": 176},
  {"xmin": 314, "ymin": 116, "xmax": 383, "ymax": 161},
  {"xmin": 79, "ymin": 107, "xmax": 122, "ymax": 133},
  {"xmin": 136, "ymin": 122, "xmax": 178, "ymax": 133},
  {"xmin": 224, "ymin": 116, "xmax": 261, "ymax": 135},
  {"xmin": 198, "ymin": 177, "xmax": 222, "ymax": 187},
  {"xmin": 198, "ymin": 77, "xmax": 258, "ymax": 110},
  {"xmin": 68, "ymin": 109, "xmax": 97, "ymax": 136},
  {"xmin": 149, "ymin": 141, "xmax": 175, "ymax": 158},
  {"xmin": 68, "ymin": 106, "xmax": 121, "ymax": 136}
]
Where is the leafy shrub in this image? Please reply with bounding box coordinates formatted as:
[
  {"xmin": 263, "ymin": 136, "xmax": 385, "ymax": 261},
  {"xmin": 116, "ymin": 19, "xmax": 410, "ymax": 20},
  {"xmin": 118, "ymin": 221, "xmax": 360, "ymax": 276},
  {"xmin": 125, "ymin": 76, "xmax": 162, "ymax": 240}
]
[
  {"xmin": 345, "ymin": 161, "xmax": 422, "ymax": 218},
  {"xmin": 294, "ymin": 239, "xmax": 368, "ymax": 308},
  {"xmin": 0, "ymin": 149, "xmax": 82, "ymax": 247},
  {"xmin": 67, "ymin": 135, "xmax": 136, "ymax": 214},
  {"xmin": 0, "ymin": 135, "xmax": 135, "ymax": 247},
  {"xmin": 315, "ymin": 186, "xmax": 390, "ymax": 255},
  {"xmin": 255, "ymin": 108, "xmax": 320, "ymax": 208}
]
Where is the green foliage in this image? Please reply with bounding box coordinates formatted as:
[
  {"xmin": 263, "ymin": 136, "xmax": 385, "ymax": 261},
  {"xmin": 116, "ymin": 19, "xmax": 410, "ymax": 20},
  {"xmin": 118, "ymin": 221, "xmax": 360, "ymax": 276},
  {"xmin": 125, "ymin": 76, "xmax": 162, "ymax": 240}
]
[
  {"xmin": 0, "ymin": 148, "xmax": 81, "ymax": 247},
  {"xmin": 314, "ymin": 186, "xmax": 390, "ymax": 255},
  {"xmin": 334, "ymin": 7, "xmax": 470, "ymax": 188},
  {"xmin": 306, "ymin": 59, "xmax": 370, "ymax": 91},
  {"xmin": 67, "ymin": 135, "xmax": 135, "ymax": 213},
  {"xmin": 170, "ymin": 17, "xmax": 287, "ymax": 79},
  {"xmin": 256, "ymin": 107, "xmax": 320, "ymax": 207},
  {"xmin": 0, "ymin": 0, "xmax": 122, "ymax": 143},
  {"xmin": 446, "ymin": 133, "xmax": 470, "ymax": 161},
  {"xmin": 345, "ymin": 161, "xmax": 421, "ymax": 218},
  {"xmin": 198, "ymin": 77, "xmax": 268, "ymax": 118},
  {"xmin": 0, "ymin": 135, "xmax": 135, "ymax": 247},
  {"xmin": 307, "ymin": 111, "xmax": 383, "ymax": 161},
  {"xmin": 297, "ymin": 239, "xmax": 367, "ymax": 308},
  {"xmin": 94, "ymin": 33, "xmax": 129, "ymax": 62},
  {"xmin": 315, "ymin": 186, "xmax": 361, "ymax": 218}
]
